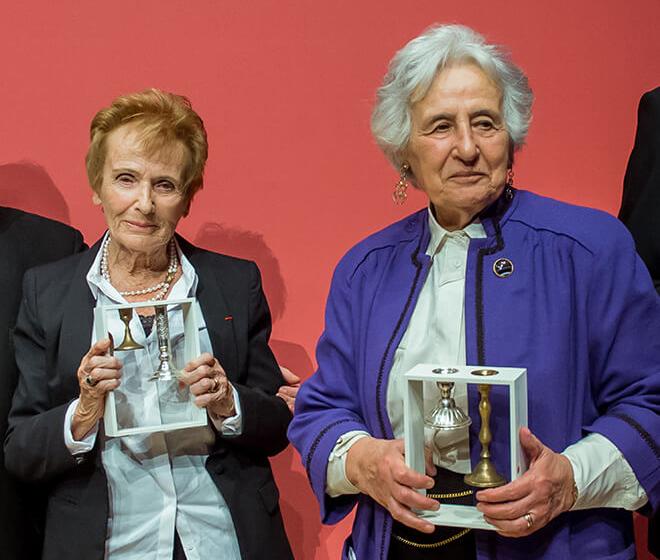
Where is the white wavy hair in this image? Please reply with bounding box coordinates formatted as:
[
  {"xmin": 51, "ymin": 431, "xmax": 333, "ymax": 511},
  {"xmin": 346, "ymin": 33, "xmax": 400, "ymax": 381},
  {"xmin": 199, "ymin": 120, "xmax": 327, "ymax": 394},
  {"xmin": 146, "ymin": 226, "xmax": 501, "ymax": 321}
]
[{"xmin": 371, "ymin": 24, "xmax": 533, "ymax": 168}]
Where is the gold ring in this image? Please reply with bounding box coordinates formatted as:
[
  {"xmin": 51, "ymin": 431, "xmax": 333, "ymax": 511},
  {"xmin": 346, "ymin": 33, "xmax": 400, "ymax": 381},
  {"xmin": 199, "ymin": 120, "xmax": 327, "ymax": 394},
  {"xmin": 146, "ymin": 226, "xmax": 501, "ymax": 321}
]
[
  {"xmin": 210, "ymin": 377, "xmax": 220, "ymax": 393},
  {"xmin": 85, "ymin": 374, "xmax": 97, "ymax": 387},
  {"xmin": 524, "ymin": 512, "xmax": 534, "ymax": 529}
]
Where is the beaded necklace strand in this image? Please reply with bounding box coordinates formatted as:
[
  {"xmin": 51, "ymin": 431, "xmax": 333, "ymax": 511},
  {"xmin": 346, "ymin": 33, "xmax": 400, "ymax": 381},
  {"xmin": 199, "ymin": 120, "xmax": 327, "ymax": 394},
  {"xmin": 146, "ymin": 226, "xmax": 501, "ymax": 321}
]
[{"xmin": 100, "ymin": 236, "xmax": 178, "ymax": 301}]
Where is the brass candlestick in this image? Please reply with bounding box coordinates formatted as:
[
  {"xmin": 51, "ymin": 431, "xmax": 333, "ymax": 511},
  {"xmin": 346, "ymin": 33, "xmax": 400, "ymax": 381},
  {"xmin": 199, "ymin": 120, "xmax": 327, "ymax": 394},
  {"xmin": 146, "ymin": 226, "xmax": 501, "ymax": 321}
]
[
  {"xmin": 464, "ymin": 369, "xmax": 506, "ymax": 488},
  {"xmin": 115, "ymin": 308, "xmax": 145, "ymax": 351},
  {"xmin": 150, "ymin": 305, "xmax": 178, "ymax": 381}
]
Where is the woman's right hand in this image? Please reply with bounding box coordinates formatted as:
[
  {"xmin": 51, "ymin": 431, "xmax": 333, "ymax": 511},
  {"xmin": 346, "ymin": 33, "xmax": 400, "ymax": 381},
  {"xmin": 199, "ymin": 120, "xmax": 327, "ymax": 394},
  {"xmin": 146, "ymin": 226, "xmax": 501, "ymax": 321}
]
[
  {"xmin": 72, "ymin": 338, "xmax": 122, "ymax": 440},
  {"xmin": 345, "ymin": 437, "xmax": 439, "ymax": 533},
  {"xmin": 276, "ymin": 365, "xmax": 301, "ymax": 414}
]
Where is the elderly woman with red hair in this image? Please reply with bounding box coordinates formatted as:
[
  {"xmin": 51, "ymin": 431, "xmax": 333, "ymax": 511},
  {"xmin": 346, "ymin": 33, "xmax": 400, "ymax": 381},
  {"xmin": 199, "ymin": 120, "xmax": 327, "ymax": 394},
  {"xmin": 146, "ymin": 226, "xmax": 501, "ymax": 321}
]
[{"xmin": 5, "ymin": 89, "xmax": 294, "ymax": 560}]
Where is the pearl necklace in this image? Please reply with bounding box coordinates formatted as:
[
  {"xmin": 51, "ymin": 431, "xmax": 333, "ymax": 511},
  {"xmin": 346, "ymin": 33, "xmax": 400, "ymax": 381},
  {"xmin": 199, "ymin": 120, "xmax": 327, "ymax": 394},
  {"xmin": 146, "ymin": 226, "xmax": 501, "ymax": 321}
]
[{"xmin": 101, "ymin": 236, "xmax": 179, "ymax": 301}]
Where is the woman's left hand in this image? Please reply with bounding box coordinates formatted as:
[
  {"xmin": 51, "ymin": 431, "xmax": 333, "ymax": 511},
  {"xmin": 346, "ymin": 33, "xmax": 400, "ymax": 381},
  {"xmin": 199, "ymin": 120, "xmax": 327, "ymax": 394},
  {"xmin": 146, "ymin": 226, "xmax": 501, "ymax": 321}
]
[
  {"xmin": 475, "ymin": 427, "xmax": 576, "ymax": 537},
  {"xmin": 181, "ymin": 352, "xmax": 236, "ymax": 419}
]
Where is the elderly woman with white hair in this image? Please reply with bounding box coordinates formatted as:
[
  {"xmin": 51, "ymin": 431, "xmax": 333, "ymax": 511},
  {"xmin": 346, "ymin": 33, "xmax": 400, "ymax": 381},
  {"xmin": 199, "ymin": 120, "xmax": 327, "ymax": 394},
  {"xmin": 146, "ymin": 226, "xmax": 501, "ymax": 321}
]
[{"xmin": 288, "ymin": 24, "xmax": 660, "ymax": 560}]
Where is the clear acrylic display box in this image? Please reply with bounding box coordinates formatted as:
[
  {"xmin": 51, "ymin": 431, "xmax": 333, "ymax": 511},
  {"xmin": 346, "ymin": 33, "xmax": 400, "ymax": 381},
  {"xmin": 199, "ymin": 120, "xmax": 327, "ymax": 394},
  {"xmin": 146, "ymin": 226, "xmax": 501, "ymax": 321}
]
[{"xmin": 93, "ymin": 298, "xmax": 207, "ymax": 437}]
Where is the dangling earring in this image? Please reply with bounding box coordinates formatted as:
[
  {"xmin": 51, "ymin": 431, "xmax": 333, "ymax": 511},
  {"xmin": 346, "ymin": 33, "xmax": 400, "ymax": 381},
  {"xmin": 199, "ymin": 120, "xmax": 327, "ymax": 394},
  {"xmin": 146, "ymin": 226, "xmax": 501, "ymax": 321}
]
[
  {"xmin": 392, "ymin": 163, "xmax": 410, "ymax": 205},
  {"xmin": 505, "ymin": 168, "xmax": 514, "ymax": 200}
]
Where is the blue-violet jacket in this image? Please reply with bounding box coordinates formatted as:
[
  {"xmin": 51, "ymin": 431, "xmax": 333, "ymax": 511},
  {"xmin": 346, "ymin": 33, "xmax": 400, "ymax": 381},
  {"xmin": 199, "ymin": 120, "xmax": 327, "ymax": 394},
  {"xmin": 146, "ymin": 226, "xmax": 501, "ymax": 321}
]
[{"xmin": 288, "ymin": 189, "xmax": 660, "ymax": 560}]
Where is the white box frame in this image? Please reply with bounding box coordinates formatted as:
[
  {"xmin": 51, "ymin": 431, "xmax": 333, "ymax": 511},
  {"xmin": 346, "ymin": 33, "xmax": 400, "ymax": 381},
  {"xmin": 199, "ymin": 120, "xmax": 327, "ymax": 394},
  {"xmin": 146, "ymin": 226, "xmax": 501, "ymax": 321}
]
[
  {"xmin": 404, "ymin": 364, "xmax": 528, "ymax": 530},
  {"xmin": 94, "ymin": 298, "xmax": 207, "ymax": 437}
]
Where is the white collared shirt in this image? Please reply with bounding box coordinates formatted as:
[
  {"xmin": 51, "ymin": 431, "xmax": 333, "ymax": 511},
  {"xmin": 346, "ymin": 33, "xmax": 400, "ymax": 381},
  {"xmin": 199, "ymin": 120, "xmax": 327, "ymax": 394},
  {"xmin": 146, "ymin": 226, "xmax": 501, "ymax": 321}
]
[
  {"xmin": 385, "ymin": 216, "xmax": 486, "ymax": 474},
  {"xmin": 327, "ymin": 209, "xmax": 647, "ymax": 513},
  {"xmin": 64, "ymin": 236, "xmax": 242, "ymax": 560}
]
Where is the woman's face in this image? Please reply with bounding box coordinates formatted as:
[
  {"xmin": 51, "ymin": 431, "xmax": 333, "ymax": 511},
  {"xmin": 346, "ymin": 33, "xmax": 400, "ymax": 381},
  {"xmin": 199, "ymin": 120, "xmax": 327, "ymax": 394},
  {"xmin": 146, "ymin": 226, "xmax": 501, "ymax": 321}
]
[
  {"xmin": 405, "ymin": 63, "xmax": 510, "ymax": 230},
  {"xmin": 92, "ymin": 124, "xmax": 190, "ymax": 255}
]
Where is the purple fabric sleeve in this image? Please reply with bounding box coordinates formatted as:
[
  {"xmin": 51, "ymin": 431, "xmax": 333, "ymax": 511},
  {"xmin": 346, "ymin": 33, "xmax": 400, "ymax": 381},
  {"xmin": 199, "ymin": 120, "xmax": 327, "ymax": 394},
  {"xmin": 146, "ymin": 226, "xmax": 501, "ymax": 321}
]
[{"xmin": 289, "ymin": 255, "xmax": 371, "ymax": 524}]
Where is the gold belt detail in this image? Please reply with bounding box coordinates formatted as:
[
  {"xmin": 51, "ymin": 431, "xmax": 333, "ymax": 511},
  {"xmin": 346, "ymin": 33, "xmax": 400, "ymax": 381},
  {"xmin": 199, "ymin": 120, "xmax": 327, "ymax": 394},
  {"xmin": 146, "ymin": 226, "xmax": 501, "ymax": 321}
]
[
  {"xmin": 427, "ymin": 489, "xmax": 473, "ymax": 499},
  {"xmin": 392, "ymin": 527, "xmax": 472, "ymax": 549}
]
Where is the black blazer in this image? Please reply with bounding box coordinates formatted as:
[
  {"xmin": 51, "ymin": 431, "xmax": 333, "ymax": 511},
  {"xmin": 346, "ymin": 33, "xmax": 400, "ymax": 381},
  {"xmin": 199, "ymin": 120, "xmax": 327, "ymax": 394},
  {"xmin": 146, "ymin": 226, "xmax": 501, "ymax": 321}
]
[
  {"xmin": 4, "ymin": 236, "xmax": 293, "ymax": 560},
  {"xmin": 619, "ymin": 86, "xmax": 660, "ymax": 292},
  {"xmin": 0, "ymin": 207, "xmax": 84, "ymax": 560},
  {"xmin": 618, "ymin": 87, "xmax": 660, "ymax": 558}
]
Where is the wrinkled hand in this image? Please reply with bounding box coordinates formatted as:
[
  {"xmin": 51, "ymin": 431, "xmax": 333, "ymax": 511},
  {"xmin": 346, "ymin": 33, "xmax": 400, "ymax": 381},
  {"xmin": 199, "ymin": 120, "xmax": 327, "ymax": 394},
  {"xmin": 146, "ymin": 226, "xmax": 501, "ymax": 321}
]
[
  {"xmin": 346, "ymin": 437, "xmax": 439, "ymax": 533},
  {"xmin": 476, "ymin": 427, "xmax": 576, "ymax": 537},
  {"xmin": 181, "ymin": 353, "xmax": 236, "ymax": 419},
  {"xmin": 73, "ymin": 337, "xmax": 122, "ymax": 440},
  {"xmin": 276, "ymin": 366, "xmax": 300, "ymax": 414}
]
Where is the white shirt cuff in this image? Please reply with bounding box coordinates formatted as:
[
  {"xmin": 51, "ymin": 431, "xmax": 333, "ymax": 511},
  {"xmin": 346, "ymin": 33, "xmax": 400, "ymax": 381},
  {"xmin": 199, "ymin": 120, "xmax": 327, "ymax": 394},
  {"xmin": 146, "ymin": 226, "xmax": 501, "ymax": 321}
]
[
  {"xmin": 325, "ymin": 430, "xmax": 370, "ymax": 497},
  {"xmin": 210, "ymin": 385, "xmax": 242, "ymax": 436},
  {"xmin": 562, "ymin": 432, "xmax": 648, "ymax": 510},
  {"xmin": 63, "ymin": 399, "xmax": 98, "ymax": 455}
]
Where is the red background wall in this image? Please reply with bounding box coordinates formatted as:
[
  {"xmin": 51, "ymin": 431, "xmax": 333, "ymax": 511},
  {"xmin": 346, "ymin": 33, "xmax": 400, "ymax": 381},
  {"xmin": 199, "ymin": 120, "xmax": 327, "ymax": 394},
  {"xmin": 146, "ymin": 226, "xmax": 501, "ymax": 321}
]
[{"xmin": 1, "ymin": 1, "xmax": 658, "ymax": 558}]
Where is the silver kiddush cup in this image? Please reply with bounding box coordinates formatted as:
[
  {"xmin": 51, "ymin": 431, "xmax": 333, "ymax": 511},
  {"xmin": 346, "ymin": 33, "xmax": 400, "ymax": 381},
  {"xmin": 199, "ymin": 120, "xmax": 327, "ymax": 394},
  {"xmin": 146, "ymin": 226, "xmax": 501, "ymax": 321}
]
[{"xmin": 426, "ymin": 368, "xmax": 472, "ymax": 432}]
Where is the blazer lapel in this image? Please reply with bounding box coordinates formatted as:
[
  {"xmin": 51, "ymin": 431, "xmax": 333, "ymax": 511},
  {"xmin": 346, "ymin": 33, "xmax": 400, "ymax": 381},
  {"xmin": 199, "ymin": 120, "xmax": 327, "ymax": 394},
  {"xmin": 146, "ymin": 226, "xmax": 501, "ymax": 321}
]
[{"xmin": 178, "ymin": 237, "xmax": 239, "ymax": 380}]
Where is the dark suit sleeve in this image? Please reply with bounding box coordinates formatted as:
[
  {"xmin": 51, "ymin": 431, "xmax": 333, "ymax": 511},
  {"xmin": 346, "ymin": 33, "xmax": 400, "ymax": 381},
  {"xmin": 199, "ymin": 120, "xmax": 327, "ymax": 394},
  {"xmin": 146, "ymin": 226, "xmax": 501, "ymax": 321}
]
[
  {"xmin": 618, "ymin": 87, "xmax": 660, "ymax": 291},
  {"xmin": 4, "ymin": 269, "xmax": 80, "ymax": 482},
  {"xmin": 0, "ymin": 220, "xmax": 85, "ymax": 435},
  {"xmin": 226, "ymin": 263, "xmax": 292, "ymax": 456}
]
